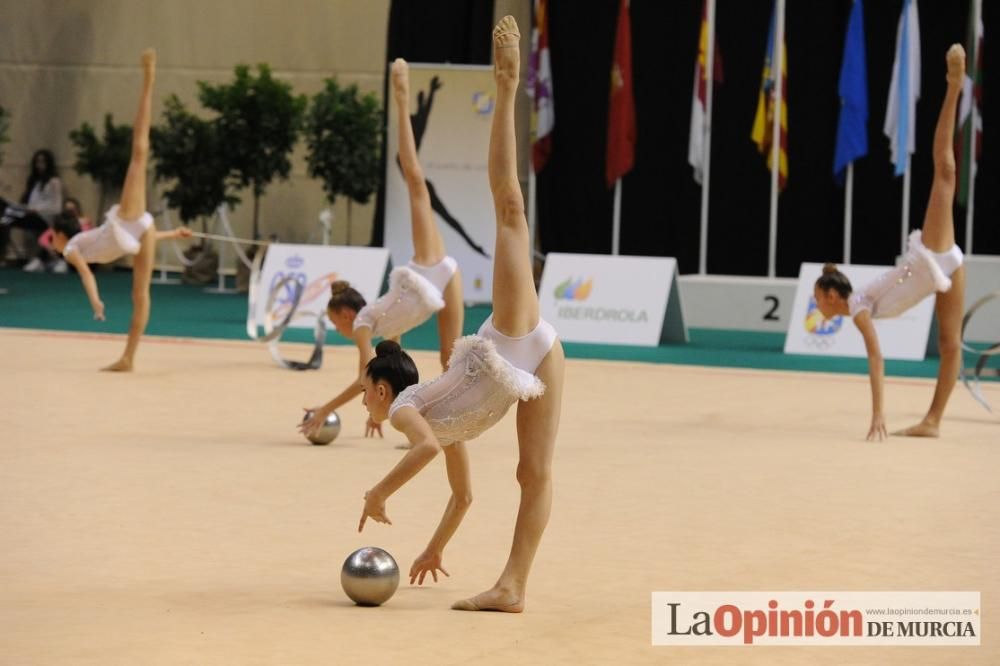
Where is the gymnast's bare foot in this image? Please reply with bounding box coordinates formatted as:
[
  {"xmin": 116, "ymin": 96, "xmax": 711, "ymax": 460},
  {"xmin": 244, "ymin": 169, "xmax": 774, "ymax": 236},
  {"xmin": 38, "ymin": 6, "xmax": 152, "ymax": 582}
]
[
  {"xmin": 492, "ymin": 16, "xmax": 520, "ymax": 84},
  {"xmin": 141, "ymin": 48, "xmax": 156, "ymax": 75},
  {"xmin": 894, "ymin": 421, "xmax": 940, "ymax": 438},
  {"xmin": 390, "ymin": 58, "xmax": 409, "ymax": 102},
  {"xmin": 101, "ymin": 357, "xmax": 134, "ymax": 373},
  {"xmin": 451, "ymin": 585, "xmax": 524, "ymax": 613},
  {"xmin": 946, "ymin": 44, "xmax": 965, "ymax": 87}
]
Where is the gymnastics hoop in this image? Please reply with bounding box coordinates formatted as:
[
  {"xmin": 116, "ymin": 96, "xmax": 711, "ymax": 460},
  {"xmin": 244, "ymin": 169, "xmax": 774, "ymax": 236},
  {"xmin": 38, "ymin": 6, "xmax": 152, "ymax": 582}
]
[
  {"xmin": 960, "ymin": 290, "xmax": 1000, "ymax": 412},
  {"xmin": 246, "ymin": 249, "xmax": 326, "ymax": 371}
]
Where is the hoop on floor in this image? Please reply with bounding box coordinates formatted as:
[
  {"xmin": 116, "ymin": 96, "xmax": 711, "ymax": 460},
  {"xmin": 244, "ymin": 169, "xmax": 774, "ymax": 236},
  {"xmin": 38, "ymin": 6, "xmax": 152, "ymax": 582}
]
[
  {"xmin": 960, "ymin": 290, "xmax": 1000, "ymax": 412},
  {"xmin": 246, "ymin": 250, "xmax": 326, "ymax": 371}
]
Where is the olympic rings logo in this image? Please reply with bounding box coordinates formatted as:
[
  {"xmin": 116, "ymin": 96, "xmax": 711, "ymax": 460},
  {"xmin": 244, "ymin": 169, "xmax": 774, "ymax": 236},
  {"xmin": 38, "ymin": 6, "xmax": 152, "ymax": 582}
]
[{"xmin": 803, "ymin": 335, "xmax": 837, "ymax": 350}]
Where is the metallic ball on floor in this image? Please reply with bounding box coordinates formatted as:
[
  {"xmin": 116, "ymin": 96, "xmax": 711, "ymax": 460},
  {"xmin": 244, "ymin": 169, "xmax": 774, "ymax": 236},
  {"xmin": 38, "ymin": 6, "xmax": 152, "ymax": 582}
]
[
  {"xmin": 302, "ymin": 411, "xmax": 341, "ymax": 445},
  {"xmin": 341, "ymin": 547, "xmax": 400, "ymax": 606}
]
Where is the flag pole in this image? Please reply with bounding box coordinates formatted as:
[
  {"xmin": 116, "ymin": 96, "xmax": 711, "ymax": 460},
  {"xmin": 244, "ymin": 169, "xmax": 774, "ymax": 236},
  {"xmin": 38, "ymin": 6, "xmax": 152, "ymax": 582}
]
[
  {"xmin": 844, "ymin": 162, "xmax": 853, "ymax": 263},
  {"xmin": 901, "ymin": 161, "xmax": 911, "ymax": 253},
  {"xmin": 528, "ymin": 169, "xmax": 537, "ymax": 262},
  {"xmin": 767, "ymin": 0, "xmax": 786, "ymax": 278},
  {"xmin": 698, "ymin": 0, "xmax": 717, "ymax": 275},
  {"xmin": 965, "ymin": 116, "xmax": 976, "ymax": 253},
  {"xmin": 965, "ymin": 0, "xmax": 981, "ymax": 255},
  {"xmin": 612, "ymin": 179, "xmax": 622, "ymax": 255}
]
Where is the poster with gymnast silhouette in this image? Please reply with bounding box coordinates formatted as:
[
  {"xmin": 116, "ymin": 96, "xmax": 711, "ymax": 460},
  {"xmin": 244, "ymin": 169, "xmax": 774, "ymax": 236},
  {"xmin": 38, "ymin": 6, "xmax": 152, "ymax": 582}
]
[{"xmin": 384, "ymin": 63, "xmax": 495, "ymax": 302}]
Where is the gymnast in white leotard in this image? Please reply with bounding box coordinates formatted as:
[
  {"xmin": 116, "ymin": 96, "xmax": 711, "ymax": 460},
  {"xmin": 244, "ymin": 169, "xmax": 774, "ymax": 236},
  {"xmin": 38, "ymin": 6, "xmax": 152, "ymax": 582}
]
[
  {"xmin": 47, "ymin": 49, "xmax": 191, "ymax": 372},
  {"xmin": 812, "ymin": 44, "xmax": 969, "ymax": 440},
  {"xmin": 300, "ymin": 58, "xmax": 463, "ymax": 439},
  {"xmin": 355, "ymin": 18, "xmax": 565, "ymax": 614}
]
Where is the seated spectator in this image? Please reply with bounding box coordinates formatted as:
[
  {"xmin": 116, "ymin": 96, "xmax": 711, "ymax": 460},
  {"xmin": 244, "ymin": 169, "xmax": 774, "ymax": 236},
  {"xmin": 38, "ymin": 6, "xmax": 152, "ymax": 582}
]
[{"xmin": 0, "ymin": 149, "xmax": 63, "ymax": 270}]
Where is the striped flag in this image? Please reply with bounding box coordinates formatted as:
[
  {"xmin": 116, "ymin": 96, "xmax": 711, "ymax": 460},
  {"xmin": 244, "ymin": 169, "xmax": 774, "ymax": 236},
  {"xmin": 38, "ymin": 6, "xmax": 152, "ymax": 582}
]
[
  {"xmin": 605, "ymin": 0, "xmax": 636, "ymax": 187},
  {"xmin": 751, "ymin": 1, "xmax": 788, "ymax": 189},
  {"xmin": 956, "ymin": 2, "xmax": 984, "ymax": 207},
  {"xmin": 688, "ymin": 0, "xmax": 723, "ymax": 185},
  {"xmin": 833, "ymin": 0, "xmax": 868, "ymax": 184},
  {"xmin": 528, "ymin": 0, "xmax": 554, "ymax": 173},
  {"xmin": 884, "ymin": 0, "xmax": 921, "ymax": 177}
]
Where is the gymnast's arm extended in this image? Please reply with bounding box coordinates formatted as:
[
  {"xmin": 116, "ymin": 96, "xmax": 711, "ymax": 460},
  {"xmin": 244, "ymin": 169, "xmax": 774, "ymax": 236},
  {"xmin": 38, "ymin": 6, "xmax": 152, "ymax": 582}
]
[
  {"xmin": 855, "ymin": 310, "xmax": 887, "ymax": 441},
  {"xmin": 155, "ymin": 226, "xmax": 193, "ymax": 241},
  {"xmin": 358, "ymin": 406, "xmax": 443, "ymax": 531},
  {"xmin": 64, "ymin": 250, "xmax": 105, "ymax": 321},
  {"xmin": 409, "ymin": 440, "xmax": 472, "ymax": 585},
  {"xmin": 300, "ymin": 328, "xmax": 376, "ymax": 436}
]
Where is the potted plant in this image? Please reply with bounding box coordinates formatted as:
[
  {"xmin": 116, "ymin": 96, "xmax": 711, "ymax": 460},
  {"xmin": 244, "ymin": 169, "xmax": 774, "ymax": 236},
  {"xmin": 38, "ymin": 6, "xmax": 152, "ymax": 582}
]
[
  {"xmin": 68, "ymin": 114, "xmax": 132, "ymax": 216},
  {"xmin": 151, "ymin": 95, "xmax": 238, "ymax": 284},
  {"xmin": 305, "ymin": 78, "xmax": 382, "ymax": 244},
  {"xmin": 198, "ymin": 64, "xmax": 306, "ymax": 239},
  {"xmin": 151, "ymin": 95, "xmax": 238, "ymax": 227}
]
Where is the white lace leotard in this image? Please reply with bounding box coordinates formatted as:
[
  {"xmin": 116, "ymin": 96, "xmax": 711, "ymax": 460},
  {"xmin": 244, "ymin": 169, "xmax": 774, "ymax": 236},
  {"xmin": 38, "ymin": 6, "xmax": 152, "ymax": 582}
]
[
  {"xmin": 62, "ymin": 205, "xmax": 153, "ymax": 264},
  {"xmin": 849, "ymin": 230, "xmax": 964, "ymax": 319},
  {"xmin": 353, "ymin": 256, "xmax": 458, "ymax": 339},
  {"xmin": 388, "ymin": 316, "xmax": 558, "ymax": 445}
]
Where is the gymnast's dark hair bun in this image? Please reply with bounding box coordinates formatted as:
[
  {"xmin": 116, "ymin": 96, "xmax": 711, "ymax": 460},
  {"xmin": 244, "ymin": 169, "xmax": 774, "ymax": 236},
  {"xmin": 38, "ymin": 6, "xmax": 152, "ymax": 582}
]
[
  {"xmin": 367, "ymin": 341, "xmax": 419, "ymax": 396},
  {"xmin": 327, "ymin": 280, "xmax": 366, "ymax": 313},
  {"xmin": 375, "ymin": 340, "xmax": 402, "ymax": 357},
  {"xmin": 815, "ymin": 262, "xmax": 853, "ymax": 298},
  {"xmin": 53, "ymin": 211, "xmax": 82, "ymax": 239}
]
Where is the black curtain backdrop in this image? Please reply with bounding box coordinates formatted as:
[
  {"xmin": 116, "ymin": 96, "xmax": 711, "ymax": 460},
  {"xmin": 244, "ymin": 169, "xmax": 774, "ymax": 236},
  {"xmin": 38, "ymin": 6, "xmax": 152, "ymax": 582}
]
[
  {"xmin": 371, "ymin": 0, "xmax": 495, "ymax": 246},
  {"xmin": 375, "ymin": 1, "xmax": 997, "ymax": 276},
  {"xmin": 539, "ymin": 0, "xmax": 999, "ymax": 276}
]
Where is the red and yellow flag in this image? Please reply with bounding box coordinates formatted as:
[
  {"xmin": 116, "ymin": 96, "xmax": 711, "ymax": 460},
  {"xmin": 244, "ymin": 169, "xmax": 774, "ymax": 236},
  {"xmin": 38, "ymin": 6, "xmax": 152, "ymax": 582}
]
[
  {"xmin": 606, "ymin": 0, "xmax": 636, "ymax": 187},
  {"xmin": 751, "ymin": 1, "xmax": 788, "ymax": 189}
]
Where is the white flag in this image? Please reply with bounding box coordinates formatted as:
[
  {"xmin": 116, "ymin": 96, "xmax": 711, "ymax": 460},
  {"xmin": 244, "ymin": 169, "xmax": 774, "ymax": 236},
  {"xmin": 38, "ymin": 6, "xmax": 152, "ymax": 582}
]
[
  {"xmin": 688, "ymin": 0, "xmax": 716, "ymax": 185},
  {"xmin": 688, "ymin": 64, "xmax": 706, "ymax": 185},
  {"xmin": 884, "ymin": 0, "xmax": 921, "ymax": 177}
]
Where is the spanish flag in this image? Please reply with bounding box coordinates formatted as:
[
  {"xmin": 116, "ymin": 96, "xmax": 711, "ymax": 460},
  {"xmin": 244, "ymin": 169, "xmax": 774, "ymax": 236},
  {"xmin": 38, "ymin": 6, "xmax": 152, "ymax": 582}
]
[{"xmin": 751, "ymin": 1, "xmax": 788, "ymax": 189}]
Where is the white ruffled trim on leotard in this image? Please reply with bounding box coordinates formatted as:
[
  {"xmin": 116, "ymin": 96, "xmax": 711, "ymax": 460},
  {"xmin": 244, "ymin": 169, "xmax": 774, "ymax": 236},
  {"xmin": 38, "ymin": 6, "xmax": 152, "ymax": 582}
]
[
  {"xmin": 391, "ymin": 265, "xmax": 445, "ymax": 311},
  {"xmin": 353, "ymin": 265, "xmax": 446, "ymax": 338},
  {"xmin": 450, "ymin": 335, "xmax": 547, "ymax": 401},
  {"xmin": 389, "ymin": 335, "xmax": 546, "ymax": 422},
  {"xmin": 906, "ymin": 230, "xmax": 953, "ymax": 293}
]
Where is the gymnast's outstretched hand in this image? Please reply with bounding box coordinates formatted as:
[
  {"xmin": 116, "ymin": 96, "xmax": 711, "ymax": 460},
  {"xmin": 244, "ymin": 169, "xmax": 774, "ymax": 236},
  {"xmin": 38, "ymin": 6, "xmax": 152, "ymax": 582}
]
[
  {"xmin": 409, "ymin": 549, "xmax": 449, "ymax": 585},
  {"xmin": 155, "ymin": 227, "xmax": 193, "ymax": 241},
  {"xmin": 299, "ymin": 407, "xmax": 329, "ymax": 438},
  {"xmin": 92, "ymin": 299, "xmax": 106, "ymax": 321},
  {"xmin": 867, "ymin": 412, "xmax": 888, "ymax": 442},
  {"xmin": 359, "ymin": 489, "xmax": 391, "ymax": 532}
]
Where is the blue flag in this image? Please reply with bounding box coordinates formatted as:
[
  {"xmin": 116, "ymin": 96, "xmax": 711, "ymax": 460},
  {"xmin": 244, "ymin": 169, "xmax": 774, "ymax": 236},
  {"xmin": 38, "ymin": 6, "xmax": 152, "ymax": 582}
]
[{"xmin": 833, "ymin": 0, "xmax": 868, "ymax": 183}]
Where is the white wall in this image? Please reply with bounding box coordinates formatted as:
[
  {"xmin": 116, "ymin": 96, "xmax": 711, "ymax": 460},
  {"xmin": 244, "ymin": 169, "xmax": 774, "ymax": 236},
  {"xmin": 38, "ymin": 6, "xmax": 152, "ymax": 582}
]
[{"xmin": 0, "ymin": 0, "xmax": 391, "ymax": 248}]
